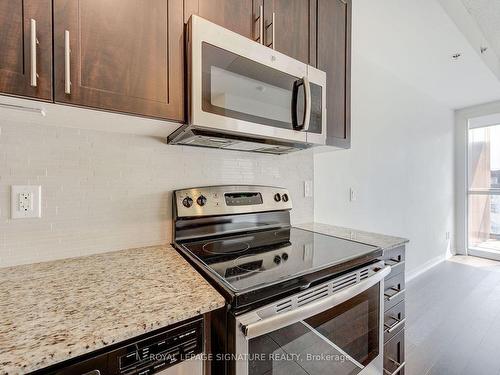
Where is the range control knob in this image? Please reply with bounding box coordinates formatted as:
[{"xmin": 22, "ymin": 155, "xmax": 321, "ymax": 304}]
[
  {"xmin": 281, "ymin": 253, "xmax": 289, "ymax": 261},
  {"xmin": 282, "ymin": 194, "xmax": 289, "ymax": 202},
  {"xmin": 274, "ymin": 193, "xmax": 281, "ymax": 202},
  {"xmin": 197, "ymin": 195, "xmax": 207, "ymax": 206},
  {"xmin": 273, "ymin": 255, "xmax": 282, "ymax": 264},
  {"xmin": 182, "ymin": 197, "xmax": 193, "ymax": 208}
]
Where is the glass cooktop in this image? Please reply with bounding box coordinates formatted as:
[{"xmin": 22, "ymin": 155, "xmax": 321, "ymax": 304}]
[{"xmin": 179, "ymin": 227, "xmax": 380, "ymax": 293}]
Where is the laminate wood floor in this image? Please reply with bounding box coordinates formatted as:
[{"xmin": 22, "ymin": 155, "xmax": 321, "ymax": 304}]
[{"xmin": 406, "ymin": 256, "xmax": 500, "ymax": 375}]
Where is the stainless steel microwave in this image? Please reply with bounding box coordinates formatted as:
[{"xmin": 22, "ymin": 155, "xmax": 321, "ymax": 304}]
[{"xmin": 167, "ymin": 15, "xmax": 327, "ymax": 154}]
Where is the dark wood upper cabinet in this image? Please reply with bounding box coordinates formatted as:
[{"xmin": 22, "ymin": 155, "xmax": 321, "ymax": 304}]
[
  {"xmin": 264, "ymin": 0, "xmax": 316, "ymax": 65},
  {"xmin": 317, "ymin": 0, "xmax": 351, "ymax": 148},
  {"xmin": 184, "ymin": 0, "xmax": 255, "ymax": 40},
  {"xmin": 0, "ymin": 0, "xmax": 52, "ymax": 101},
  {"xmin": 53, "ymin": 0, "xmax": 184, "ymax": 122}
]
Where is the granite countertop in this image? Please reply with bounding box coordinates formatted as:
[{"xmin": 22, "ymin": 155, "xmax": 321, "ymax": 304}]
[
  {"xmin": 0, "ymin": 245, "xmax": 225, "ymax": 375},
  {"xmin": 295, "ymin": 222, "xmax": 408, "ymax": 250}
]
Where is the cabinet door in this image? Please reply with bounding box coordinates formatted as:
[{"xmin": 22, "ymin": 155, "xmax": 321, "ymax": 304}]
[
  {"xmin": 264, "ymin": 0, "xmax": 316, "ymax": 65},
  {"xmin": 184, "ymin": 0, "xmax": 255, "ymax": 40},
  {"xmin": 317, "ymin": 0, "xmax": 351, "ymax": 148},
  {"xmin": 0, "ymin": 0, "xmax": 52, "ymax": 100},
  {"xmin": 53, "ymin": 0, "xmax": 184, "ymax": 121}
]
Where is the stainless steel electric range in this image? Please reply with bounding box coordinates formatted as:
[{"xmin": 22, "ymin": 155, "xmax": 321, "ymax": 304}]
[{"xmin": 172, "ymin": 185, "xmax": 390, "ymax": 375}]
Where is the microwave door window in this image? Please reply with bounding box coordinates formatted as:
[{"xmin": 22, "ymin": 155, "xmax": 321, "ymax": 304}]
[
  {"xmin": 247, "ymin": 284, "xmax": 380, "ymax": 375},
  {"xmin": 202, "ymin": 43, "xmax": 305, "ymax": 130}
]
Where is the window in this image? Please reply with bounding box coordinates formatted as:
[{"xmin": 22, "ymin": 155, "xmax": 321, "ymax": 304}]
[{"xmin": 468, "ymin": 124, "xmax": 500, "ymax": 252}]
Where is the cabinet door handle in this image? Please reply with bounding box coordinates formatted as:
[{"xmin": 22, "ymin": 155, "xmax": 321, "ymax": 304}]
[
  {"xmin": 265, "ymin": 12, "xmax": 276, "ymax": 49},
  {"xmin": 384, "ymin": 359, "xmax": 406, "ymax": 375},
  {"xmin": 64, "ymin": 30, "xmax": 71, "ymax": 94},
  {"xmin": 384, "ymin": 287, "xmax": 405, "ymax": 301},
  {"xmin": 30, "ymin": 19, "xmax": 39, "ymax": 87},
  {"xmin": 384, "ymin": 317, "xmax": 406, "ymax": 333},
  {"xmin": 254, "ymin": 5, "xmax": 264, "ymax": 44}
]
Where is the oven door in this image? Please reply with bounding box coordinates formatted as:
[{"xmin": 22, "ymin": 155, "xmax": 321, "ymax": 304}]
[
  {"xmin": 188, "ymin": 15, "xmax": 326, "ymax": 145},
  {"xmin": 234, "ymin": 266, "xmax": 391, "ymax": 375}
]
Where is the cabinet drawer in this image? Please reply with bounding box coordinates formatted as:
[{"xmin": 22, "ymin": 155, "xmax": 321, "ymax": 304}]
[
  {"xmin": 384, "ymin": 301, "xmax": 405, "ymax": 343},
  {"xmin": 384, "ymin": 271, "xmax": 405, "ymax": 311},
  {"xmin": 383, "ymin": 245, "xmax": 405, "ymax": 277},
  {"xmin": 384, "ymin": 328, "xmax": 405, "ymax": 375}
]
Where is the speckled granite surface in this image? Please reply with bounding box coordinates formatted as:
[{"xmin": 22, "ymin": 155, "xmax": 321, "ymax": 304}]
[
  {"xmin": 295, "ymin": 223, "xmax": 408, "ymax": 250},
  {"xmin": 0, "ymin": 245, "xmax": 225, "ymax": 375}
]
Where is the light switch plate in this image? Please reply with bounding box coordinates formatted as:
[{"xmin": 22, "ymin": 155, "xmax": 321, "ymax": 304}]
[
  {"xmin": 11, "ymin": 185, "xmax": 41, "ymax": 219},
  {"xmin": 304, "ymin": 180, "xmax": 313, "ymax": 197}
]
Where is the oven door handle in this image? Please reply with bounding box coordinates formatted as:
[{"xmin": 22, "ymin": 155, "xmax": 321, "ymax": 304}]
[{"xmin": 241, "ymin": 266, "xmax": 391, "ymax": 339}]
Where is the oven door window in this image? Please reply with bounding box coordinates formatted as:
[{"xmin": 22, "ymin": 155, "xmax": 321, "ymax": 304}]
[
  {"xmin": 202, "ymin": 43, "xmax": 307, "ymax": 131},
  {"xmin": 247, "ymin": 284, "xmax": 380, "ymax": 375}
]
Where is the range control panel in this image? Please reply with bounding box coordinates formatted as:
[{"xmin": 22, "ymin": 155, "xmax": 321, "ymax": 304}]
[{"xmin": 174, "ymin": 185, "xmax": 292, "ymax": 218}]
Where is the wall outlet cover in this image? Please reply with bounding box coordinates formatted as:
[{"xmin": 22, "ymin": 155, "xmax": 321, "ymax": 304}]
[
  {"xmin": 304, "ymin": 180, "xmax": 313, "ymax": 197},
  {"xmin": 11, "ymin": 185, "xmax": 41, "ymax": 219},
  {"xmin": 349, "ymin": 188, "xmax": 356, "ymax": 202}
]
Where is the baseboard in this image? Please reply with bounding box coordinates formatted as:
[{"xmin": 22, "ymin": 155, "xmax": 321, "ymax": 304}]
[{"xmin": 406, "ymin": 254, "xmax": 447, "ymax": 282}]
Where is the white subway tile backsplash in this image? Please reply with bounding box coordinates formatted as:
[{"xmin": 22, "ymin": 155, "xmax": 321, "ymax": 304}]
[{"xmin": 0, "ymin": 121, "xmax": 313, "ymax": 267}]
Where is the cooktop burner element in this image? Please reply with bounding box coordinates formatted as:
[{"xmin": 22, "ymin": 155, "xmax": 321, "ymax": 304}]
[
  {"xmin": 202, "ymin": 238, "xmax": 250, "ymax": 255},
  {"xmin": 172, "ymin": 185, "xmax": 383, "ymax": 310}
]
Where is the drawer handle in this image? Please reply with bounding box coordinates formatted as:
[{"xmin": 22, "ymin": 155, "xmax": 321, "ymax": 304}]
[
  {"xmin": 82, "ymin": 371, "xmax": 100, "ymax": 375},
  {"xmin": 384, "ymin": 287, "xmax": 405, "ymax": 301},
  {"xmin": 384, "ymin": 359, "xmax": 406, "ymax": 375},
  {"xmin": 384, "ymin": 317, "xmax": 406, "ymax": 333}
]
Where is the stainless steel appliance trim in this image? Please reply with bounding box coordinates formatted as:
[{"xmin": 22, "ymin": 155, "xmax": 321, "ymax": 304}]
[
  {"xmin": 240, "ymin": 266, "xmax": 390, "ymax": 338},
  {"xmin": 174, "ymin": 185, "xmax": 292, "ymax": 218},
  {"xmin": 188, "ymin": 15, "xmax": 310, "ymax": 144},
  {"xmin": 306, "ymin": 64, "xmax": 327, "ymax": 145},
  {"xmin": 30, "ymin": 19, "xmax": 38, "ymax": 87},
  {"xmin": 64, "ymin": 30, "xmax": 71, "ymax": 94},
  {"xmin": 234, "ymin": 263, "xmax": 388, "ymax": 375}
]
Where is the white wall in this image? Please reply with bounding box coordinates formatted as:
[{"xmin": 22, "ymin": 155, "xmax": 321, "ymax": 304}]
[
  {"xmin": 0, "ymin": 117, "xmax": 313, "ymax": 267},
  {"xmin": 314, "ymin": 0, "xmax": 455, "ymax": 277}
]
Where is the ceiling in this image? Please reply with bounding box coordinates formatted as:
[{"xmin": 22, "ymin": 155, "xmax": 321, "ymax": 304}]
[
  {"xmin": 353, "ymin": 0, "xmax": 500, "ymax": 109},
  {"xmin": 460, "ymin": 0, "xmax": 500, "ymax": 59}
]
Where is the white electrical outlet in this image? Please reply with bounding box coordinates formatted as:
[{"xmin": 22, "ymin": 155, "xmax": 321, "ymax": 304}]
[
  {"xmin": 304, "ymin": 180, "xmax": 313, "ymax": 197},
  {"xmin": 11, "ymin": 185, "xmax": 41, "ymax": 219},
  {"xmin": 349, "ymin": 188, "xmax": 356, "ymax": 202}
]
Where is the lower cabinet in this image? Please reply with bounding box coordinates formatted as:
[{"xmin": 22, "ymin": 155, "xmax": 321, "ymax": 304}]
[
  {"xmin": 384, "ymin": 328, "xmax": 405, "ymax": 375},
  {"xmin": 382, "ymin": 244, "xmax": 406, "ymax": 375}
]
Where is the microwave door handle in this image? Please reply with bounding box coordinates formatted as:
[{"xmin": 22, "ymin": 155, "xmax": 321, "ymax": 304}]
[
  {"xmin": 303, "ymin": 76, "xmax": 311, "ymax": 132},
  {"xmin": 291, "ymin": 78, "xmax": 304, "ymax": 130},
  {"xmin": 241, "ymin": 266, "xmax": 391, "ymax": 339}
]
